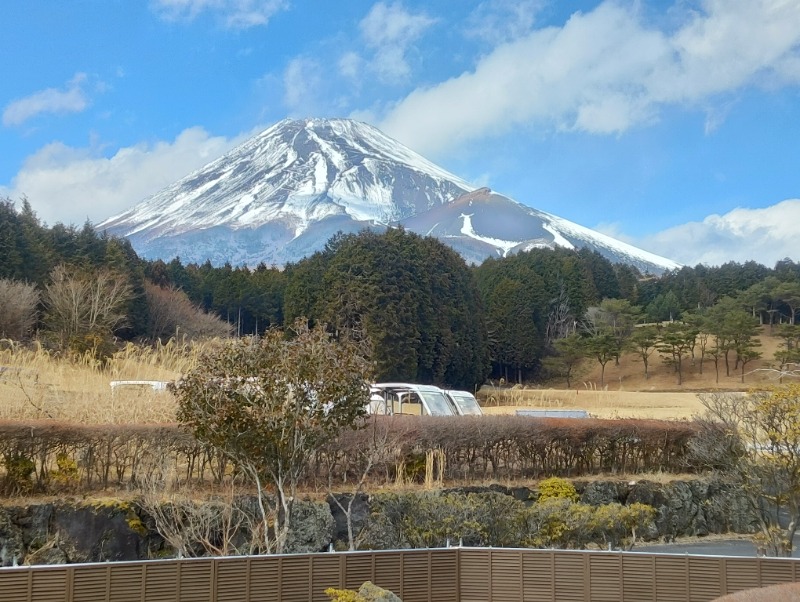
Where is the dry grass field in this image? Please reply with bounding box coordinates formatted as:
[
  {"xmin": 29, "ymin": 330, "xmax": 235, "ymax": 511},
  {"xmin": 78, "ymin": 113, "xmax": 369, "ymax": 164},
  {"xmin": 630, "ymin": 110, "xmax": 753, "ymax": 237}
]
[
  {"xmin": 479, "ymin": 326, "xmax": 791, "ymax": 420},
  {"xmin": 0, "ymin": 327, "xmax": 793, "ymax": 424},
  {"xmin": 0, "ymin": 340, "xmax": 195, "ymax": 424}
]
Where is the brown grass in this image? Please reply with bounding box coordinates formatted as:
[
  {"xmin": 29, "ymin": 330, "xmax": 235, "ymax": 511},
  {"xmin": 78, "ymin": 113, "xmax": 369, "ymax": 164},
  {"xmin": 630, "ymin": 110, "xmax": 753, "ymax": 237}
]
[
  {"xmin": 0, "ymin": 327, "xmax": 793, "ymax": 425},
  {"xmin": 0, "ymin": 339, "xmax": 203, "ymax": 424},
  {"xmin": 479, "ymin": 326, "xmax": 792, "ymax": 420}
]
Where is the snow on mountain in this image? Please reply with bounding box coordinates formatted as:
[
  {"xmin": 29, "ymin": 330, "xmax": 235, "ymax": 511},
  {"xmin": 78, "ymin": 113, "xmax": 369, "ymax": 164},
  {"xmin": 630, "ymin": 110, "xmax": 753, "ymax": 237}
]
[
  {"xmin": 99, "ymin": 118, "xmax": 680, "ymax": 274},
  {"xmin": 401, "ymin": 187, "xmax": 681, "ymax": 274}
]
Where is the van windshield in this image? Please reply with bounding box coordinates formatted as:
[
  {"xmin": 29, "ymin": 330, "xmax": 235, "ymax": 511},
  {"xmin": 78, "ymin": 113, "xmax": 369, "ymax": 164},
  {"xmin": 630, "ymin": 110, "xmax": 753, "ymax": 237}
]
[
  {"xmin": 447, "ymin": 392, "xmax": 482, "ymax": 415},
  {"xmin": 419, "ymin": 390, "xmax": 456, "ymax": 416}
]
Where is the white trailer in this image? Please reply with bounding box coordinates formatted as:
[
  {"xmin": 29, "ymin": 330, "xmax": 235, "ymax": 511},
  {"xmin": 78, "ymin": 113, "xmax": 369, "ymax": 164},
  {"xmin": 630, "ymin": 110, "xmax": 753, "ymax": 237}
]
[{"xmin": 368, "ymin": 383, "xmax": 457, "ymax": 416}]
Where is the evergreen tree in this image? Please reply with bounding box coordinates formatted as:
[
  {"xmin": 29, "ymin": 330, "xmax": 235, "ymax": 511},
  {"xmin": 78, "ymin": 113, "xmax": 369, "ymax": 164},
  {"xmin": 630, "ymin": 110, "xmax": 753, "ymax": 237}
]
[{"xmin": 286, "ymin": 229, "xmax": 489, "ymax": 389}]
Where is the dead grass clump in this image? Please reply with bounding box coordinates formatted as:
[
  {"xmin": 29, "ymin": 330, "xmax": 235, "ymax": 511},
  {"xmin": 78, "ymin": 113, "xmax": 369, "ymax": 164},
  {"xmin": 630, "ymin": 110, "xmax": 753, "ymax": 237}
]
[
  {"xmin": 713, "ymin": 582, "xmax": 800, "ymax": 601},
  {"xmin": 0, "ymin": 338, "xmax": 212, "ymax": 424}
]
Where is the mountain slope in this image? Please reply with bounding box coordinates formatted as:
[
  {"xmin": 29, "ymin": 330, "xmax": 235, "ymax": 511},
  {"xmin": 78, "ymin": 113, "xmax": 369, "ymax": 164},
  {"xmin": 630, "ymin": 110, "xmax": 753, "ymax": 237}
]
[
  {"xmin": 402, "ymin": 187, "xmax": 679, "ymax": 273},
  {"xmin": 99, "ymin": 118, "xmax": 679, "ymax": 273}
]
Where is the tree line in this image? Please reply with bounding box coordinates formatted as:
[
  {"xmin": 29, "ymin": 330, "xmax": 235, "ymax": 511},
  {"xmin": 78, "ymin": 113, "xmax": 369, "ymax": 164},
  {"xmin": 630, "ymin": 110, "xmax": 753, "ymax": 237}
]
[{"xmin": 2, "ymin": 197, "xmax": 799, "ymax": 388}]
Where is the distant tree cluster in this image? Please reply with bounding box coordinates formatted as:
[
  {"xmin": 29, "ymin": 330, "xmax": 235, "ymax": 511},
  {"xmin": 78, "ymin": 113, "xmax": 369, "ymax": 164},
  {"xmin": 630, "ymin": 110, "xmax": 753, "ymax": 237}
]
[
  {"xmin": 2, "ymin": 195, "xmax": 799, "ymax": 388},
  {"xmin": 475, "ymin": 248, "xmax": 800, "ymax": 384},
  {"xmin": 0, "ymin": 198, "xmax": 229, "ymax": 357}
]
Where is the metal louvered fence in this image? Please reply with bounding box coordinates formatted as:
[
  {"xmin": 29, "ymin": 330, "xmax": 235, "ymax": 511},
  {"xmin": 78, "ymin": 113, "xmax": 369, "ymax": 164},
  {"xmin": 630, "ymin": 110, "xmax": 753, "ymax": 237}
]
[{"xmin": 1, "ymin": 547, "xmax": 798, "ymax": 602}]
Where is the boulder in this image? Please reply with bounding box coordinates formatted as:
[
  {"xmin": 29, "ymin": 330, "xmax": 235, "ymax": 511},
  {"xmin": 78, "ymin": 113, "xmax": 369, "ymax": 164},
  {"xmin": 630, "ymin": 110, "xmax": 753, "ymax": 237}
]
[
  {"xmin": 0, "ymin": 506, "xmax": 25, "ymax": 566},
  {"xmin": 509, "ymin": 487, "xmax": 534, "ymax": 502},
  {"xmin": 702, "ymin": 480, "xmax": 757, "ymax": 534},
  {"xmin": 285, "ymin": 499, "xmax": 334, "ymax": 553},
  {"xmin": 358, "ymin": 581, "xmax": 403, "ymax": 602},
  {"xmin": 328, "ymin": 493, "xmax": 370, "ymax": 548},
  {"xmin": 579, "ymin": 481, "xmax": 625, "ymax": 506},
  {"xmin": 51, "ymin": 500, "xmax": 151, "ymax": 563},
  {"xmin": 626, "ymin": 480, "xmax": 668, "ymax": 508},
  {"xmin": 12, "ymin": 503, "xmax": 54, "ymax": 550},
  {"xmin": 25, "ymin": 543, "xmax": 68, "ymax": 566},
  {"xmin": 659, "ymin": 481, "xmax": 703, "ymax": 538}
]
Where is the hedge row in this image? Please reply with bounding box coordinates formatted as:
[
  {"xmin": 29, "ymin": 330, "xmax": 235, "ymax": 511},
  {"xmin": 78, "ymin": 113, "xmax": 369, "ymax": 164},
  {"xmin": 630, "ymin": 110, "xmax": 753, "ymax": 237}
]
[
  {"xmin": 312, "ymin": 415, "xmax": 700, "ymax": 486},
  {"xmin": 0, "ymin": 421, "xmax": 225, "ymax": 495},
  {"xmin": 0, "ymin": 416, "xmax": 701, "ymax": 496}
]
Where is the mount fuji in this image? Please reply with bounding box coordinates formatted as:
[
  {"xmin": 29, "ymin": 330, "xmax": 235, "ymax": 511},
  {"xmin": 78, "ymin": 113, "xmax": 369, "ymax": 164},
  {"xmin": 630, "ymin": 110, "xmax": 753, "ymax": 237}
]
[{"xmin": 98, "ymin": 118, "xmax": 680, "ymax": 274}]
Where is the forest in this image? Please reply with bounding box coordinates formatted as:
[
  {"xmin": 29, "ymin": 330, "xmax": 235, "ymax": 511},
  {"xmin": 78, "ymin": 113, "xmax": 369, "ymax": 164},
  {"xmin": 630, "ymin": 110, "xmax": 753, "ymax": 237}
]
[{"xmin": 1, "ymin": 198, "xmax": 799, "ymax": 390}]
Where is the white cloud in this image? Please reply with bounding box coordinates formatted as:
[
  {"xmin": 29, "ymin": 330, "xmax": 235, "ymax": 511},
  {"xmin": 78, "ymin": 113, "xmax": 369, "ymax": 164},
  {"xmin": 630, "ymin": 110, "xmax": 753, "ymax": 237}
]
[
  {"xmin": 359, "ymin": 2, "xmax": 436, "ymax": 82},
  {"xmin": 151, "ymin": 0, "xmax": 286, "ymax": 28},
  {"xmin": 464, "ymin": 0, "xmax": 543, "ymax": 44},
  {"xmin": 3, "ymin": 73, "xmax": 91, "ymax": 127},
  {"xmin": 0, "ymin": 127, "xmax": 249, "ymax": 226},
  {"xmin": 283, "ymin": 57, "xmax": 324, "ymax": 114},
  {"xmin": 640, "ymin": 200, "xmax": 800, "ymax": 267},
  {"xmin": 378, "ymin": 0, "xmax": 800, "ymax": 156},
  {"xmin": 338, "ymin": 52, "xmax": 363, "ymax": 80}
]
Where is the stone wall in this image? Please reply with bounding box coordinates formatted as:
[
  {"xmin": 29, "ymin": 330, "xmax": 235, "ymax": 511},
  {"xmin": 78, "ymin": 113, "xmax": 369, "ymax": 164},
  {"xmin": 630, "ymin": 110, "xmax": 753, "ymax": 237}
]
[{"xmin": 0, "ymin": 478, "xmax": 755, "ymax": 565}]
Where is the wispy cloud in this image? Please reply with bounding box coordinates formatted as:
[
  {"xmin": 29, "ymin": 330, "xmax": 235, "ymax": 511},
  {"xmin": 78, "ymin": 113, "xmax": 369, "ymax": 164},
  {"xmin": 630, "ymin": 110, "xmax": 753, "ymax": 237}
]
[
  {"xmin": 151, "ymin": 0, "xmax": 287, "ymax": 29},
  {"xmin": 3, "ymin": 73, "xmax": 91, "ymax": 127},
  {"xmin": 283, "ymin": 56, "xmax": 324, "ymax": 114},
  {"xmin": 640, "ymin": 200, "xmax": 800, "ymax": 267},
  {"xmin": 378, "ymin": 0, "xmax": 800, "ymax": 157},
  {"xmin": 0, "ymin": 127, "xmax": 250, "ymax": 226},
  {"xmin": 359, "ymin": 2, "xmax": 437, "ymax": 83},
  {"xmin": 464, "ymin": 0, "xmax": 543, "ymax": 44}
]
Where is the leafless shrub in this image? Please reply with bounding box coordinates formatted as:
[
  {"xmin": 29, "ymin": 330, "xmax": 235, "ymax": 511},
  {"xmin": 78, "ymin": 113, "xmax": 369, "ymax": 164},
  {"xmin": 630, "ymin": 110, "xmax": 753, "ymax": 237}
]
[
  {"xmin": 144, "ymin": 281, "xmax": 232, "ymax": 342},
  {"xmin": 135, "ymin": 454, "xmax": 261, "ymax": 557},
  {"xmin": 0, "ymin": 278, "xmax": 39, "ymax": 340},
  {"xmin": 42, "ymin": 265, "xmax": 132, "ymax": 350}
]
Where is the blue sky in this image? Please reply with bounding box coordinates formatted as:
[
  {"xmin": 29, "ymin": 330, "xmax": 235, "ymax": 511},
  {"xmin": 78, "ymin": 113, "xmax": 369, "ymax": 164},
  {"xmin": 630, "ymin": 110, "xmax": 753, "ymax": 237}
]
[{"xmin": 2, "ymin": 0, "xmax": 799, "ymax": 267}]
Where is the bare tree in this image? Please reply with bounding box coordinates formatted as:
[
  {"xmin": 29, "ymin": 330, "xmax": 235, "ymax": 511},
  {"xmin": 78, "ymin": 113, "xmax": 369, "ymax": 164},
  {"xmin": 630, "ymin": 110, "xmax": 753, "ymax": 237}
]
[
  {"xmin": 136, "ymin": 456, "xmax": 258, "ymax": 557},
  {"xmin": 42, "ymin": 265, "xmax": 132, "ymax": 350},
  {"xmin": 0, "ymin": 278, "xmax": 39, "ymax": 340},
  {"xmin": 696, "ymin": 386, "xmax": 800, "ymax": 556},
  {"xmin": 144, "ymin": 281, "xmax": 232, "ymax": 342},
  {"xmin": 544, "ymin": 281, "xmax": 575, "ymax": 346},
  {"xmin": 323, "ymin": 416, "xmax": 406, "ymax": 550}
]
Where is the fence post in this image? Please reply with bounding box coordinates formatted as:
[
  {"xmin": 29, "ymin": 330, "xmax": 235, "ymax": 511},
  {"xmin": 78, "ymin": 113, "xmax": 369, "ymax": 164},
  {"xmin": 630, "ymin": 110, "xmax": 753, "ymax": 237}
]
[
  {"xmin": 720, "ymin": 557, "xmax": 727, "ymax": 597},
  {"xmin": 176, "ymin": 559, "xmax": 182, "ymax": 602},
  {"xmin": 685, "ymin": 555, "xmax": 690, "ymax": 600},
  {"xmin": 209, "ymin": 558, "xmax": 218, "ymax": 602},
  {"xmin": 66, "ymin": 565, "xmax": 74, "ymax": 602},
  {"xmin": 486, "ymin": 549, "xmax": 491, "ymax": 602},
  {"xmin": 583, "ymin": 553, "xmax": 590, "ymax": 602},
  {"xmin": 245, "ymin": 556, "xmax": 252, "ymax": 602}
]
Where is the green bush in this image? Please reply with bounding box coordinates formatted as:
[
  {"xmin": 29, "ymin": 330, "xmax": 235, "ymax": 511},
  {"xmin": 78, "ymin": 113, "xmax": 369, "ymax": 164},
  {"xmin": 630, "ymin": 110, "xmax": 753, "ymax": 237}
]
[{"xmin": 2, "ymin": 453, "xmax": 36, "ymax": 495}]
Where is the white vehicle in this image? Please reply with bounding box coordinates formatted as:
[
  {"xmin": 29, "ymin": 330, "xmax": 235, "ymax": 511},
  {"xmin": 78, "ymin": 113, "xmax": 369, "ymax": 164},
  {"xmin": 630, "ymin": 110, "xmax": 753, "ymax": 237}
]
[
  {"xmin": 443, "ymin": 390, "xmax": 483, "ymax": 416},
  {"xmin": 368, "ymin": 383, "xmax": 457, "ymax": 416}
]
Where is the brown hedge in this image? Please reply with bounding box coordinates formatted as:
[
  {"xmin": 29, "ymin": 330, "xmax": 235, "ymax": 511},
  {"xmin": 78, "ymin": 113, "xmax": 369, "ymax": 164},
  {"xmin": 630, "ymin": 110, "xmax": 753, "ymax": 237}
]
[{"xmin": 0, "ymin": 416, "xmax": 700, "ymax": 496}]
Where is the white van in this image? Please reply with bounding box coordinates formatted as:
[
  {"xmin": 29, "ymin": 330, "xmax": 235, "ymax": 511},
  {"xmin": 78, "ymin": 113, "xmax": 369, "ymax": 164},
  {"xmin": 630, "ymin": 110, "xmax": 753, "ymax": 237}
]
[
  {"xmin": 443, "ymin": 390, "xmax": 483, "ymax": 416},
  {"xmin": 368, "ymin": 383, "xmax": 457, "ymax": 416}
]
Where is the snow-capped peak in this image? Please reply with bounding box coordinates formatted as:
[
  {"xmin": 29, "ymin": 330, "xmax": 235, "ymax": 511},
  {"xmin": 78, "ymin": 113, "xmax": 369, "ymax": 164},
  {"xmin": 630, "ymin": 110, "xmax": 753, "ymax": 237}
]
[
  {"xmin": 99, "ymin": 117, "xmax": 680, "ymax": 274},
  {"xmin": 99, "ymin": 118, "xmax": 474, "ymax": 240}
]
